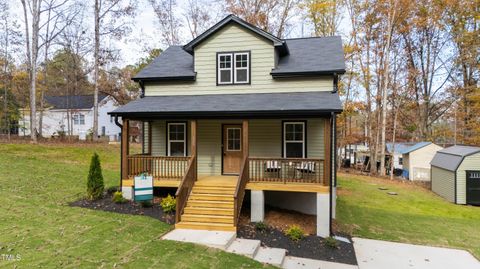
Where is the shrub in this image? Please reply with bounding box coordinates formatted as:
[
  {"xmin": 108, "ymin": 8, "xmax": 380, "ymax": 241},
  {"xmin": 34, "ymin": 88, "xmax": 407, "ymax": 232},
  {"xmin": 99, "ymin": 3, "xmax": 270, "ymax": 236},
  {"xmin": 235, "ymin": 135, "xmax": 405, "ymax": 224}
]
[
  {"xmin": 86, "ymin": 153, "xmax": 104, "ymax": 200},
  {"xmin": 112, "ymin": 191, "xmax": 127, "ymax": 204},
  {"xmin": 160, "ymin": 194, "xmax": 176, "ymax": 213},
  {"xmin": 324, "ymin": 236, "xmax": 338, "ymax": 249},
  {"xmin": 106, "ymin": 186, "xmax": 120, "ymax": 195},
  {"xmin": 255, "ymin": 221, "xmax": 268, "ymax": 231},
  {"xmin": 285, "ymin": 225, "xmax": 305, "ymax": 242},
  {"xmin": 140, "ymin": 200, "xmax": 153, "ymax": 208}
]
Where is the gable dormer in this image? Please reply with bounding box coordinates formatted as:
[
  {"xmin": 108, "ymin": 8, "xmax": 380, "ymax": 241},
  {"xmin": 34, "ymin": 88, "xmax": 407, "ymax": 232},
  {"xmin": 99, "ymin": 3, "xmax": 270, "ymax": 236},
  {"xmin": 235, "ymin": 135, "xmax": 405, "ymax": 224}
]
[{"xmin": 134, "ymin": 14, "xmax": 345, "ymax": 96}]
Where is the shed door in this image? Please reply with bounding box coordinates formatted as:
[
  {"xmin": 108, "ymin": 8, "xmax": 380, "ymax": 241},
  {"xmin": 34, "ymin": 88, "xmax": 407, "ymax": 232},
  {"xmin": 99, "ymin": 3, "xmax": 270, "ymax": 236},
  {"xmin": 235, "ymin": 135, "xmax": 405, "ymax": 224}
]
[{"xmin": 466, "ymin": 170, "xmax": 480, "ymax": 205}]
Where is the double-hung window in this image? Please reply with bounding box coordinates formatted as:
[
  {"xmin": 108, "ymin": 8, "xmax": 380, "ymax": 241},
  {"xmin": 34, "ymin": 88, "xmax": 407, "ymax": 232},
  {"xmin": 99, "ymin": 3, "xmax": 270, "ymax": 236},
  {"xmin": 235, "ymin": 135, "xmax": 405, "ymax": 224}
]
[
  {"xmin": 167, "ymin": 122, "xmax": 186, "ymax": 156},
  {"xmin": 217, "ymin": 52, "xmax": 250, "ymax": 84},
  {"xmin": 73, "ymin": 114, "xmax": 85, "ymax": 125},
  {"xmin": 283, "ymin": 122, "xmax": 305, "ymax": 158}
]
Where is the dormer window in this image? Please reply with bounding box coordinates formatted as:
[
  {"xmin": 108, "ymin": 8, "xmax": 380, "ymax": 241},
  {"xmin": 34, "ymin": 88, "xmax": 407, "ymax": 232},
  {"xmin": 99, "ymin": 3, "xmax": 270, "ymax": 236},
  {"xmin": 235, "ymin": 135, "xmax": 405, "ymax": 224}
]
[{"xmin": 217, "ymin": 52, "xmax": 250, "ymax": 85}]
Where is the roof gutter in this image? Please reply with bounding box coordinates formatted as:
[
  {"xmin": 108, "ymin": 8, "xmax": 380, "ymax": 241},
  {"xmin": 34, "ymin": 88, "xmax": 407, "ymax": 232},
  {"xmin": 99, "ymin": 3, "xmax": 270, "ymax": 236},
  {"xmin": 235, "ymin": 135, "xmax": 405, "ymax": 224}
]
[{"xmin": 270, "ymin": 69, "xmax": 346, "ymax": 78}]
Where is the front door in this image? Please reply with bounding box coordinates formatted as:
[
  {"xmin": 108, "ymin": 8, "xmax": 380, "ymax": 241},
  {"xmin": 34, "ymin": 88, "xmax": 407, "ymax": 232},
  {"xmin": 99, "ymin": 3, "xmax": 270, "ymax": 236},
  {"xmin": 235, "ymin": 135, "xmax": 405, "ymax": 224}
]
[
  {"xmin": 467, "ymin": 170, "xmax": 480, "ymax": 205},
  {"xmin": 223, "ymin": 124, "xmax": 243, "ymax": 174}
]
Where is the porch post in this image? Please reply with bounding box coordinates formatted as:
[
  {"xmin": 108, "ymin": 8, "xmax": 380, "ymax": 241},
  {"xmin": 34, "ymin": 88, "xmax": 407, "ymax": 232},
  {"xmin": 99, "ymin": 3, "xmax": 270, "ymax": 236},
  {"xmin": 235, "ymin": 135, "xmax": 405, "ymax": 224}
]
[
  {"xmin": 148, "ymin": 121, "xmax": 153, "ymax": 154},
  {"xmin": 121, "ymin": 119, "xmax": 130, "ymax": 181},
  {"xmin": 242, "ymin": 120, "xmax": 249, "ymax": 160},
  {"xmin": 323, "ymin": 118, "xmax": 331, "ymax": 186},
  {"xmin": 190, "ymin": 120, "xmax": 197, "ymax": 179}
]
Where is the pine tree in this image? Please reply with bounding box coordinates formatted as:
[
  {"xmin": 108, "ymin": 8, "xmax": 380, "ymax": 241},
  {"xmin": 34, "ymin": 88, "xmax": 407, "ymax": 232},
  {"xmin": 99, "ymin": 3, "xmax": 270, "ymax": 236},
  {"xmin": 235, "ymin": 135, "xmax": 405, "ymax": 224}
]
[{"xmin": 87, "ymin": 152, "xmax": 104, "ymax": 200}]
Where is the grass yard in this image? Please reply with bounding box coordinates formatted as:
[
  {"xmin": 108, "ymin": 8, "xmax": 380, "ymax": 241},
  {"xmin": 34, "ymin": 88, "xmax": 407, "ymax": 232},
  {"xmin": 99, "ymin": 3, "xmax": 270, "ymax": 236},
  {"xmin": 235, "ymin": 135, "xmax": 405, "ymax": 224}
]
[
  {"xmin": 0, "ymin": 143, "xmax": 268, "ymax": 268},
  {"xmin": 336, "ymin": 172, "xmax": 480, "ymax": 258}
]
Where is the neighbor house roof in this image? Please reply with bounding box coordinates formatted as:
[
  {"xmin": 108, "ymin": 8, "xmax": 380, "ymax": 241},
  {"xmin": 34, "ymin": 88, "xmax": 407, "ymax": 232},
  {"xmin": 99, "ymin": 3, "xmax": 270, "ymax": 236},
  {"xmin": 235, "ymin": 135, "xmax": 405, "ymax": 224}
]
[
  {"xmin": 386, "ymin": 142, "xmax": 416, "ymax": 154},
  {"xmin": 431, "ymin": 145, "xmax": 480, "ymax": 171},
  {"xmin": 108, "ymin": 91, "xmax": 342, "ymax": 118},
  {"xmin": 132, "ymin": 14, "xmax": 345, "ymax": 82},
  {"xmin": 45, "ymin": 94, "xmax": 108, "ymax": 110},
  {"xmin": 401, "ymin": 142, "xmax": 432, "ymax": 154}
]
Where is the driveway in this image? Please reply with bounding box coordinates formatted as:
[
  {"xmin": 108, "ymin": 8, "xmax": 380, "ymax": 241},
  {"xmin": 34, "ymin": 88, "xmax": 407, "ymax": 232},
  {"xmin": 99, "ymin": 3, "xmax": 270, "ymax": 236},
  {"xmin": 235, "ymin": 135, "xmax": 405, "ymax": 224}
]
[{"xmin": 353, "ymin": 238, "xmax": 480, "ymax": 269}]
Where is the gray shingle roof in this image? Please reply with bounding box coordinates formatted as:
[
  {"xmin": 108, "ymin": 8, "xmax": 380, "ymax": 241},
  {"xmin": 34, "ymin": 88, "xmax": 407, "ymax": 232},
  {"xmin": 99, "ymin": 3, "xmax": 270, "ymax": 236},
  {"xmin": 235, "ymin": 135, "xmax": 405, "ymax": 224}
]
[
  {"xmin": 132, "ymin": 46, "xmax": 195, "ymax": 81},
  {"xmin": 109, "ymin": 91, "xmax": 342, "ymax": 117},
  {"xmin": 431, "ymin": 145, "xmax": 480, "ymax": 171},
  {"xmin": 270, "ymin": 37, "xmax": 345, "ymax": 76},
  {"xmin": 45, "ymin": 94, "xmax": 107, "ymax": 110},
  {"xmin": 132, "ymin": 15, "xmax": 345, "ymax": 82}
]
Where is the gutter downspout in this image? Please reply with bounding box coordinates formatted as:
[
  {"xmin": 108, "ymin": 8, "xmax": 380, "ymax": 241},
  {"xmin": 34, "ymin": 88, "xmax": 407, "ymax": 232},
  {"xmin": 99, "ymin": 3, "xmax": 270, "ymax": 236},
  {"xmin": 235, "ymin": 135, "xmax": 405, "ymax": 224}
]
[{"xmin": 114, "ymin": 115, "xmax": 123, "ymax": 190}]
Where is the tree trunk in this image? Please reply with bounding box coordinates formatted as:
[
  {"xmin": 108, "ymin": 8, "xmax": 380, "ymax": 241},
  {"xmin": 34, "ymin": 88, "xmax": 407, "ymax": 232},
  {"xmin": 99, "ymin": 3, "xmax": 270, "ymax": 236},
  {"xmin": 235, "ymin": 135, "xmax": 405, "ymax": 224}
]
[{"xmin": 93, "ymin": 0, "xmax": 100, "ymax": 141}]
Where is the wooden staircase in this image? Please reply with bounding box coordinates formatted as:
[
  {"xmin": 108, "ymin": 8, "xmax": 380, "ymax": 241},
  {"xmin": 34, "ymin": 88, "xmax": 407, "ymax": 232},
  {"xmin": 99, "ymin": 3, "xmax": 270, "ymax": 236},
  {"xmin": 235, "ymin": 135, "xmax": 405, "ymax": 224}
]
[{"xmin": 175, "ymin": 179, "xmax": 237, "ymax": 231}]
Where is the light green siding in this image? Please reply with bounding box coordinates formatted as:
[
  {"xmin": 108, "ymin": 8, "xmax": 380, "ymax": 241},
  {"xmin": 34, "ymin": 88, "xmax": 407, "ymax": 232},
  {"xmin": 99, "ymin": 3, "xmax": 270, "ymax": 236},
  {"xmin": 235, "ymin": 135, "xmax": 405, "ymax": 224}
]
[
  {"xmin": 143, "ymin": 122, "xmax": 149, "ymax": 153},
  {"xmin": 456, "ymin": 152, "xmax": 480, "ymax": 204},
  {"xmin": 144, "ymin": 24, "xmax": 333, "ymax": 96},
  {"xmin": 148, "ymin": 119, "xmax": 326, "ymax": 176},
  {"xmin": 431, "ymin": 166, "xmax": 456, "ymax": 203}
]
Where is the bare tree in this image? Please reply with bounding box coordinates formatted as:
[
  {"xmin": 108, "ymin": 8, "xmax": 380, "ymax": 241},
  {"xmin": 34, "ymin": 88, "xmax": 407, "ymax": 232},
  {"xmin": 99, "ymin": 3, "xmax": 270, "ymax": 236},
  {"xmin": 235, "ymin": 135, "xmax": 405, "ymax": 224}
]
[
  {"xmin": 149, "ymin": 0, "xmax": 183, "ymax": 45},
  {"xmin": 183, "ymin": 0, "xmax": 212, "ymax": 39},
  {"xmin": 93, "ymin": 0, "xmax": 135, "ymax": 141}
]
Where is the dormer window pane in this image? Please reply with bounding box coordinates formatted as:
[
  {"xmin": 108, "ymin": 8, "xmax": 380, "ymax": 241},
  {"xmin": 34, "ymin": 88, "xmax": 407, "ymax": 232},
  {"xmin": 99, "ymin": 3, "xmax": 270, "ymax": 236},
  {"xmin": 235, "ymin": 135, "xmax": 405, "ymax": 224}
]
[
  {"xmin": 218, "ymin": 52, "xmax": 250, "ymax": 85},
  {"xmin": 218, "ymin": 53, "xmax": 233, "ymax": 84}
]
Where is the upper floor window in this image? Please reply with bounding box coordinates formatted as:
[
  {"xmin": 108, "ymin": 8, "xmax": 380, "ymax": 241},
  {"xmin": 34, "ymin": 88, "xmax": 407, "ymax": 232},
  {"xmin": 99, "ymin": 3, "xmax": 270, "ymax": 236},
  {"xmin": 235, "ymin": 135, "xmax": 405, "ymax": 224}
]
[
  {"xmin": 73, "ymin": 114, "xmax": 85, "ymax": 125},
  {"xmin": 217, "ymin": 52, "xmax": 250, "ymax": 85}
]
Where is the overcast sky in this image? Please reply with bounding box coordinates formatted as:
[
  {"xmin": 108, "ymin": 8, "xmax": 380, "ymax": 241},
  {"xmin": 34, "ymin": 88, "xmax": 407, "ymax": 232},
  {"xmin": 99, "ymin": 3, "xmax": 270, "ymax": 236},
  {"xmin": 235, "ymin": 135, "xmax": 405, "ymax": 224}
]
[{"xmin": 8, "ymin": 0, "xmax": 349, "ymax": 67}]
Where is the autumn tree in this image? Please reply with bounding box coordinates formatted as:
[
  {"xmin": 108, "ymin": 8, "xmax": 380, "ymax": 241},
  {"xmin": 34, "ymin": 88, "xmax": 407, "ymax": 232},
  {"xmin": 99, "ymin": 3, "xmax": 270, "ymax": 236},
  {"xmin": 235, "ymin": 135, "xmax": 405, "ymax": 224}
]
[{"xmin": 93, "ymin": 0, "xmax": 136, "ymax": 141}]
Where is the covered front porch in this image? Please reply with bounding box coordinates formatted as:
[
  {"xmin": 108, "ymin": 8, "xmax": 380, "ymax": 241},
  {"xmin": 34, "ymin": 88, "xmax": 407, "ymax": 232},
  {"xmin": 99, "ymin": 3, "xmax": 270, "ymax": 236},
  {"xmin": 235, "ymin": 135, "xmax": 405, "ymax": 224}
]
[{"xmin": 120, "ymin": 119, "xmax": 332, "ymax": 191}]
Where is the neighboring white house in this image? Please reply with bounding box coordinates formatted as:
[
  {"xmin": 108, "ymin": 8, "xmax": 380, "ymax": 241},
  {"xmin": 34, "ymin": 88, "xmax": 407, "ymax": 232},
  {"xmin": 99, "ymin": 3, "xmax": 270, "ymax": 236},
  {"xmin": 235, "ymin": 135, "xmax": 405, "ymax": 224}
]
[
  {"xmin": 402, "ymin": 142, "xmax": 443, "ymax": 181},
  {"xmin": 19, "ymin": 94, "xmax": 120, "ymax": 141}
]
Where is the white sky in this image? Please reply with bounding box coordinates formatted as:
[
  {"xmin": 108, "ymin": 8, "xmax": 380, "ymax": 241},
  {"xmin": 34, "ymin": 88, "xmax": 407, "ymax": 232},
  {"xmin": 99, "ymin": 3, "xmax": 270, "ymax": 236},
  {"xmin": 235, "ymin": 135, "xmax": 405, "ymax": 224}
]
[{"xmin": 8, "ymin": 0, "xmax": 351, "ymax": 67}]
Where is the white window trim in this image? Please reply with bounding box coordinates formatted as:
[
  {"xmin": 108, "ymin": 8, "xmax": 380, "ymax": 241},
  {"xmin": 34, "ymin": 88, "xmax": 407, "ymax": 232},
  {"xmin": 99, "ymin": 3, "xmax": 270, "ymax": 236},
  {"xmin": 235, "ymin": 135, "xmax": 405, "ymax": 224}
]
[
  {"xmin": 226, "ymin": 127, "xmax": 242, "ymax": 151},
  {"xmin": 167, "ymin": 122, "xmax": 187, "ymax": 157},
  {"xmin": 234, "ymin": 52, "xmax": 249, "ymax": 84},
  {"xmin": 217, "ymin": 53, "xmax": 233, "ymax": 84},
  {"xmin": 283, "ymin": 122, "xmax": 305, "ymax": 158},
  {"xmin": 73, "ymin": 114, "xmax": 85, "ymax": 125}
]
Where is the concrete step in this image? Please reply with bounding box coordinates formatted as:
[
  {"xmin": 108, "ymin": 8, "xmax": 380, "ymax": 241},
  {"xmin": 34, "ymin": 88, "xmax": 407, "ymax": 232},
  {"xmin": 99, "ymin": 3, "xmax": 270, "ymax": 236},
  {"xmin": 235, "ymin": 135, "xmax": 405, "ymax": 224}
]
[
  {"xmin": 184, "ymin": 207, "xmax": 234, "ymax": 216},
  {"xmin": 189, "ymin": 193, "xmax": 234, "ymax": 201},
  {"xmin": 226, "ymin": 238, "xmax": 261, "ymax": 258},
  {"xmin": 253, "ymin": 247, "xmax": 286, "ymax": 267},
  {"xmin": 186, "ymin": 200, "xmax": 234, "ymax": 208},
  {"xmin": 181, "ymin": 214, "xmax": 234, "ymax": 224},
  {"xmin": 175, "ymin": 221, "xmax": 236, "ymax": 232},
  {"xmin": 162, "ymin": 228, "xmax": 236, "ymax": 250}
]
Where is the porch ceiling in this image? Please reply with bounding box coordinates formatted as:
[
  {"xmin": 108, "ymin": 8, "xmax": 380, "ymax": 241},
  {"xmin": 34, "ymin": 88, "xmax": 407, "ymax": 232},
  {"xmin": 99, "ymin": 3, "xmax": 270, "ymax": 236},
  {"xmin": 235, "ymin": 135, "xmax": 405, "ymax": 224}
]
[{"xmin": 108, "ymin": 92, "xmax": 343, "ymax": 119}]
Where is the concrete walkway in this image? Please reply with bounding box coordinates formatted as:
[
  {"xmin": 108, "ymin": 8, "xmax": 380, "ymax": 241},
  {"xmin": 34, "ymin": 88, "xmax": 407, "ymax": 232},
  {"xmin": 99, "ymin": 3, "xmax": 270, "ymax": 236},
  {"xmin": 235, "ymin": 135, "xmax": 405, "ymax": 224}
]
[
  {"xmin": 162, "ymin": 229, "xmax": 358, "ymax": 268},
  {"xmin": 353, "ymin": 237, "xmax": 480, "ymax": 269}
]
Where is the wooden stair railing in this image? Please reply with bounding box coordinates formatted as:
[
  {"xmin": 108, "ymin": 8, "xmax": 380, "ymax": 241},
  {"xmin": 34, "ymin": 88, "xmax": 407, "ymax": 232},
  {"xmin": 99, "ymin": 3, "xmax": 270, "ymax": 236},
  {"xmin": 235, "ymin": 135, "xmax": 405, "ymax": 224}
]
[
  {"xmin": 175, "ymin": 156, "xmax": 197, "ymax": 223},
  {"xmin": 234, "ymin": 157, "xmax": 249, "ymax": 228}
]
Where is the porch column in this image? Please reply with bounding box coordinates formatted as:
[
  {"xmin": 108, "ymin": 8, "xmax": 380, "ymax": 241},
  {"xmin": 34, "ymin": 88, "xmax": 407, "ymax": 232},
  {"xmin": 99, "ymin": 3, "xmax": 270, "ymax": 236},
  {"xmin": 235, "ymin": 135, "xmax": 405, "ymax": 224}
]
[
  {"xmin": 243, "ymin": 120, "xmax": 249, "ymax": 160},
  {"xmin": 251, "ymin": 190, "xmax": 264, "ymax": 222},
  {"xmin": 323, "ymin": 118, "xmax": 332, "ymax": 186},
  {"xmin": 121, "ymin": 119, "xmax": 131, "ymax": 199},
  {"xmin": 148, "ymin": 121, "xmax": 153, "ymax": 154},
  {"xmin": 190, "ymin": 120, "xmax": 197, "ymax": 179},
  {"xmin": 121, "ymin": 119, "xmax": 130, "ymax": 180},
  {"xmin": 316, "ymin": 192, "xmax": 330, "ymax": 237}
]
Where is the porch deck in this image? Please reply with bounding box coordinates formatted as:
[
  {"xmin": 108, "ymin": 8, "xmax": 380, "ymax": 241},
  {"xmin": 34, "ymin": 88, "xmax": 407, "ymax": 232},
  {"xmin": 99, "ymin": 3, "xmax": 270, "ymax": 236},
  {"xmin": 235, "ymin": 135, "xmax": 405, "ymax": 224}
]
[{"xmin": 122, "ymin": 175, "xmax": 329, "ymax": 193}]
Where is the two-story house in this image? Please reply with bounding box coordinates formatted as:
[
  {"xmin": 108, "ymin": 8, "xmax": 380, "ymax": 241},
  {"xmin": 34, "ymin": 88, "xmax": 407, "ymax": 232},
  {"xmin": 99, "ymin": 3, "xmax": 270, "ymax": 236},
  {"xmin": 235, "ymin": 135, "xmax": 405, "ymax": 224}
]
[
  {"xmin": 110, "ymin": 15, "xmax": 345, "ymax": 237},
  {"xmin": 20, "ymin": 94, "xmax": 120, "ymax": 141}
]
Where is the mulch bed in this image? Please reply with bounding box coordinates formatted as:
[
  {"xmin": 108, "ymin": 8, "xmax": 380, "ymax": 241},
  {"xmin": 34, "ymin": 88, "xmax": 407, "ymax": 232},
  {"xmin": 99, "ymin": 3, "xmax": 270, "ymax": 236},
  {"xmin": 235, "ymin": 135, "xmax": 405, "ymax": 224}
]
[
  {"xmin": 237, "ymin": 209, "xmax": 357, "ymax": 265},
  {"xmin": 69, "ymin": 191, "xmax": 176, "ymax": 225}
]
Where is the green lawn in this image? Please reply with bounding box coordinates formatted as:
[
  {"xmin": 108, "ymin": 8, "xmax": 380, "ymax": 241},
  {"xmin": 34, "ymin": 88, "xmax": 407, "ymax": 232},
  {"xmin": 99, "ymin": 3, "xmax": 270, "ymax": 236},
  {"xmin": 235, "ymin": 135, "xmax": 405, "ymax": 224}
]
[
  {"xmin": 336, "ymin": 172, "xmax": 480, "ymax": 258},
  {"xmin": 0, "ymin": 143, "xmax": 268, "ymax": 268}
]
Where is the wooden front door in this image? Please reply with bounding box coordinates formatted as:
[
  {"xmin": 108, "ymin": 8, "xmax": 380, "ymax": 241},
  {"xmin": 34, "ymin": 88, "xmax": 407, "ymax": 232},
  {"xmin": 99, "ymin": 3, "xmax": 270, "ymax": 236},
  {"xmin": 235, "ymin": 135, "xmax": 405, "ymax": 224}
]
[{"xmin": 223, "ymin": 124, "xmax": 243, "ymax": 174}]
